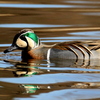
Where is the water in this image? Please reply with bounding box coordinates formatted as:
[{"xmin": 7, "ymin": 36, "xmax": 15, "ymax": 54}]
[
  {"xmin": 0, "ymin": 24, "xmax": 71, "ymax": 28},
  {"xmin": 0, "ymin": 3, "xmax": 98, "ymax": 8},
  {"xmin": 66, "ymin": 0, "xmax": 100, "ymax": 4},
  {"xmin": 0, "ymin": 0, "xmax": 100, "ymax": 100}
]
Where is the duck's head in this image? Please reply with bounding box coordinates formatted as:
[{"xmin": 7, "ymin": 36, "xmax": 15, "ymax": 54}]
[{"xmin": 4, "ymin": 29, "xmax": 40, "ymax": 53}]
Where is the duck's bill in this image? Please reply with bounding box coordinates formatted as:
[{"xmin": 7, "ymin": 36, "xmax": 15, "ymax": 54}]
[{"xmin": 4, "ymin": 45, "xmax": 18, "ymax": 53}]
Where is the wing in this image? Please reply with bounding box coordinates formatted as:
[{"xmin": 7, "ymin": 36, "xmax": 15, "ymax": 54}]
[{"xmin": 51, "ymin": 40, "xmax": 100, "ymax": 59}]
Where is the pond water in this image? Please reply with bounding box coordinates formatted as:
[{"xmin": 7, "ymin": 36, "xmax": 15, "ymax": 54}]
[{"xmin": 0, "ymin": 0, "xmax": 100, "ymax": 100}]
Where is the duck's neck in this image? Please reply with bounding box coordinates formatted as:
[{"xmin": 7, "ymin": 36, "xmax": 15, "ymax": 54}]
[
  {"xmin": 21, "ymin": 46, "xmax": 44, "ymax": 60},
  {"xmin": 21, "ymin": 44, "xmax": 53, "ymax": 60}
]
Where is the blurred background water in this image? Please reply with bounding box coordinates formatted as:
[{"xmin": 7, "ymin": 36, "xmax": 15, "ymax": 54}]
[{"xmin": 0, "ymin": 0, "xmax": 100, "ymax": 100}]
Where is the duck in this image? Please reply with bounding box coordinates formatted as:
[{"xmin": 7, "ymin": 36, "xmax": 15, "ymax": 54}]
[{"xmin": 3, "ymin": 29, "xmax": 100, "ymax": 61}]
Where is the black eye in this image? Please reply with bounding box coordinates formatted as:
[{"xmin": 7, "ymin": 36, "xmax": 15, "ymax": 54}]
[{"xmin": 20, "ymin": 35, "xmax": 26, "ymax": 41}]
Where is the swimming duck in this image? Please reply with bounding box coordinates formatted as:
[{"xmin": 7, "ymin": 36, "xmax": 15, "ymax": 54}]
[{"xmin": 4, "ymin": 29, "xmax": 100, "ymax": 60}]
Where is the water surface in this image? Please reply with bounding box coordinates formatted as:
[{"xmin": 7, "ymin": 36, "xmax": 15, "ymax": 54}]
[{"xmin": 0, "ymin": 0, "xmax": 100, "ymax": 100}]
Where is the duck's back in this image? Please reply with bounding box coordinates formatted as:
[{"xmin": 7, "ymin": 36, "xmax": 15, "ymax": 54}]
[{"xmin": 48, "ymin": 40, "xmax": 100, "ymax": 60}]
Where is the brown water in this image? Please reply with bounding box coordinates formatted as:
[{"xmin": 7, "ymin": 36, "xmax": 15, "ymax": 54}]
[{"xmin": 0, "ymin": 0, "xmax": 100, "ymax": 100}]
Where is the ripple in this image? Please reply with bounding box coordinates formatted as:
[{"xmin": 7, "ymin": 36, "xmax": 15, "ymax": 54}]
[
  {"xmin": 0, "ymin": 3, "xmax": 78, "ymax": 8},
  {"xmin": 41, "ymin": 36, "xmax": 100, "ymax": 41},
  {"xmin": 1, "ymin": 73, "xmax": 100, "ymax": 84},
  {"xmin": 69, "ymin": 31, "xmax": 100, "ymax": 37},
  {"xmin": 0, "ymin": 24, "xmax": 70, "ymax": 28},
  {"xmin": 66, "ymin": 0, "xmax": 100, "ymax": 4},
  {"xmin": 0, "ymin": 3, "xmax": 98, "ymax": 8},
  {"xmin": 40, "ymin": 67, "xmax": 100, "ymax": 72},
  {"xmin": 30, "ymin": 89, "xmax": 100, "ymax": 100},
  {"xmin": 0, "ymin": 44, "xmax": 11, "ymax": 47},
  {"xmin": 81, "ymin": 12, "xmax": 100, "ymax": 16}
]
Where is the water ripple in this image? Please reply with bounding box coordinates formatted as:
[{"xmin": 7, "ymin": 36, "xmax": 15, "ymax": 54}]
[
  {"xmin": 1, "ymin": 73, "xmax": 100, "ymax": 84},
  {"xmin": 0, "ymin": 3, "xmax": 98, "ymax": 8},
  {"xmin": 0, "ymin": 24, "xmax": 70, "ymax": 28},
  {"xmin": 66, "ymin": 0, "xmax": 100, "ymax": 4},
  {"xmin": 0, "ymin": 44, "xmax": 11, "ymax": 47},
  {"xmin": 69, "ymin": 31, "xmax": 100, "ymax": 37},
  {"xmin": 81, "ymin": 12, "xmax": 100, "ymax": 16},
  {"xmin": 41, "ymin": 36, "xmax": 100, "ymax": 41}
]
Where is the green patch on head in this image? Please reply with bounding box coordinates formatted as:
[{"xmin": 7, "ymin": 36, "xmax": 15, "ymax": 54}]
[{"xmin": 24, "ymin": 32, "xmax": 38, "ymax": 44}]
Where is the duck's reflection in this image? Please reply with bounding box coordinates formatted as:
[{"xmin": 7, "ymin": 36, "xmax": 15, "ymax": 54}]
[
  {"xmin": 20, "ymin": 84, "xmax": 39, "ymax": 94},
  {"xmin": 12, "ymin": 59, "xmax": 47, "ymax": 77},
  {"xmin": 1, "ymin": 81, "xmax": 100, "ymax": 96},
  {"xmin": 1, "ymin": 58, "xmax": 100, "ymax": 78},
  {"xmin": 50, "ymin": 58, "xmax": 100, "ymax": 68},
  {"xmin": 11, "ymin": 59, "xmax": 100, "ymax": 77},
  {"xmin": 1, "ymin": 59, "xmax": 100, "ymax": 97}
]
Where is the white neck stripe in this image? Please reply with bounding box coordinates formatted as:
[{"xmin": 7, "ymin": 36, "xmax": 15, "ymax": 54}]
[{"xmin": 47, "ymin": 48, "xmax": 51, "ymax": 61}]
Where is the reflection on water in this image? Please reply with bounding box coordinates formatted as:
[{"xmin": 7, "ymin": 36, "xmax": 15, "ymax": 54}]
[
  {"xmin": 0, "ymin": 44, "xmax": 11, "ymax": 47},
  {"xmin": 82, "ymin": 12, "xmax": 100, "ymax": 16},
  {"xmin": 41, "ymin": 36, "xmax": 100, "ymax": 42},
  {"xmin": 66, "ymin": 0, "xmax": 100, "ymax": 4},
  {"xmin": 1, "ymin": 58, "xmax": 100, "ymax": 81},
  {"xmin": 69, "ymin": 31, "xmax": 100, "ymax": 37},
  {"xmin": 0, "ymin": 3, "xmax": 98, "ymax": 8},
  {"xmin": 0, "ymin": 53, "xmax": 100, "ymax": 99},
  {"xmin": 0, "ymin": 3, "xmax": 75, "ymax": 8},
  {"xmin": 0, "ymin": 24, "xmax": 70, "ymax": 28},
  {"xmin": 0, "ymin": 0, "xmax": 100, "ymax": 100}
]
